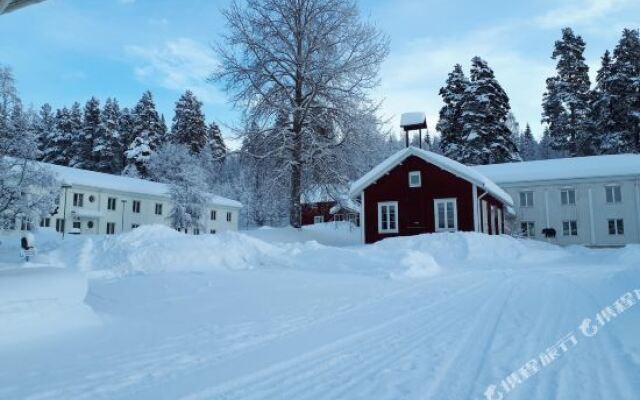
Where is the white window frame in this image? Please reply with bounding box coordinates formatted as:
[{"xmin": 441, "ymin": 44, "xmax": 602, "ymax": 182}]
[
  {"xmin": 226, "ymin": 212, "xmax": 232, "ymax": 222},
  {"xmin": 155, "ymin": 203, "xmax": 163, "ymax": 216},
  {"xmin": 314, "ymin": 215, "xmax": 324, "ymax": 224},
  {"xmin": 211, "ymin": 210, "xmax": 217, "ymax": 220},
  {"xmin": 408, "ymin": 171, "xmax": 422, "ymax": 188},
  {"xmin": 519, "ymin": 191, "xmax": 534, "ymax": 208},
  {"xmin": 605, "ymin": 185, "xmax": 622, "ymax": 204},
  {"xmin": 560, "ymin": 188, "xmax": 576, "ymax": 205},
  {"xmin": 434, "ymin": 198, "xmax": 458, "ymax": 232},
  {"xmin": 106, "ymin": 222, "xmax": 116, "ymax": 235},
  {"xmin": 521, "ymin": 221, "xmax": 535, "ymax": 237},
  {"xmin": 132, "ymin": 200, "xmax": 141, "ymax": 214},
  {"xmin": 608, "ymin": 219, "xmax": 624, "ymax": 235},
  {"xmin": 562, "ymin": 220, "xmax": 578, "ymax": 236},
  {"xmin": 377, "ymin": 201, "xmax": 399, "ymax": 234},
  {"xmin": 73, "ymin": 193, "xmax": 84, "ymax": 207},
  {"xmin": 107, "ymin": 197, "xmax": 117, "ymax": 211}
]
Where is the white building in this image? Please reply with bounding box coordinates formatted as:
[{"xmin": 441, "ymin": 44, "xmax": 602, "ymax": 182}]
[
  {"xmin": 474, "ymin": 154, "xmax": 640, "ymax": 246},
  {"xmin": 10, "ymin": 162, "xmax": 242, "ymax": 236}
]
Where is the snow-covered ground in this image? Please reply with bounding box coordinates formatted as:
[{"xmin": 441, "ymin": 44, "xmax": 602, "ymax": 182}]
[{"xmin": 0, "ymin": 224, "xmax": 639, "ymax": 400}]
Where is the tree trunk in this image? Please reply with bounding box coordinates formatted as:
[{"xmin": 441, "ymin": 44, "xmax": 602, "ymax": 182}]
[{"xmin": 289, "ymin": 126, "xmax": 303, "ymax": 228}]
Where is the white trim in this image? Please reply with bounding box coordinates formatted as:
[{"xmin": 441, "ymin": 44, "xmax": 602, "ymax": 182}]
[
  {"xmin": 434, "ymin": 198, "xmax": 458, "ymax": 232},
  {"xmin": 408, "ymin": 171, "xmax": 422, "ymax": 188},
  {"xmin": 588, "ymin": 188, "xmax": 596, "ymax": 245},
  {"xmin": 377, "ymin": 201, "xmax": 399, "ymax": 234},
  {"xmin": 544, "ymin": 190, "xmax": 550, "ymax": 227}
]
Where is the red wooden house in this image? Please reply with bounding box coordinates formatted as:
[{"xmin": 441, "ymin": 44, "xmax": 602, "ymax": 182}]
[
  {"xmin": 300, "ymin": 185, "xmax": 359, "ymax": 226},
  {"xmin": 349, "ymin": 146, "xmax": 513, "ymax": 244}
]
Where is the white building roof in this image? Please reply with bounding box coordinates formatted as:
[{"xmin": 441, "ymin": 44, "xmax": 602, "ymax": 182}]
[
  {"xmin": 43, "ymin": 162, "xmax": 242, "ymax": 209},
  {"xmin": 349, "ymin": 146, "xmax": 513, "ymax": 207},
  {"xmin": 473, "ymin": 154, "xmax": 640, "ymax": 185}
]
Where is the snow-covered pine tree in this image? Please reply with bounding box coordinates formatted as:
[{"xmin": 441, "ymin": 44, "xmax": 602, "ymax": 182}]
[
  {"xmin": 171, "ymin": 90, "xmax": 208, "ymax": 154},
  {"xmin": 591, "ymin": 50, "xmax": 623, "ymax": 154},
  {"xmin": 539, "ymin": 127, "xmax": 562, "ymax": 159},
  {"xmin": 124, "ymin": 91, "xmax": 165, "ymax": 177},
  {"xmin": 437, "ymin": 64, "xmax": 468, "ymax": 160},
  {"xmin": 35, "ymin": 103, "xmax": 56, "ymax": 160},
  {"xmin": 459, "ymin": 57, "xmax": 520, "ymax": 164},
  {"xmin": 72, "ymin": 97, "xmax": 103, "ymax": 170},
  {"xmin": 94, "ymin": 98, "xmax": 123, "ymax": 173},
  {"xmin": 542, "ymin": 28, "xmax": 594, "ymax": 156},
  {"xmin": 45, "ymin": 107, "xmax": 73, "ymax": 165},
  {"xmin": 608, "ymin": 29, "xmax": 640, "ymax": 152},
  {"xmin": 207, "ymin": 121, "xmax": 227, "ymax": 160},
  {"xmin": 67, "ymin": 102, "xmax": 84, "ymax": 167},
  {"xmin": 519, "ymin": 124, "xmax": 539, "ymax": 161},
  {"xmin": 118, "ymin": 107, "xmax": 135, "ymax": 173}
]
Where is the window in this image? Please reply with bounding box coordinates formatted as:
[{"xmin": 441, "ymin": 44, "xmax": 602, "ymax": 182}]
[
  {"xmin": 210, "ymin": 210, "xmax": 217, "ymax": 220},
  {"xmin": 334, "ymin": 214, "xmax": 344, "ymax": 222},
  {"xmin": 131, "ymin": 224, "xmax": 140, "ymax": 229},
  {"xmin": 378, "ymin": 201, "xmax": 399, "ymax": 234},
  {"xmin": 227, "ymin": 212, "xmax": 232, "ymax": 222},
  {"xmin": 106, "ymin": 222, "xmax": 116, "ymax": 235},
  {"xmin": 608, "ymin": 219, "xmax": 624, "ymax": 235},
  {"xmin": 210, "ymin": 229, "xmax": 216, "ymax": 234},
  {"xmin": 560, "ymin": 189, "xmax": 576, "ymax": 205},
  {"xmin": 88, "ymin": 195, "xmax": 95, "ymax": 203},
  {"xmin": 40, "ymin": 218, "xmax": 51, "ymax": 228},
  {"xmin": 132, "ymin": 200, "xmax": 141, "ymax": 213},
  {"xmin": 193, "ymin": 228, "xmax": 200, "ymax": 235},
  {"xmin": 73, "ymin": 193, "xmax": 84, "ymax": 207},
  {"xmin": 519, "ymin": 191, "xmax": 534, "ymax": 207},
  {"xmin": 408, "ymin": 171, "xmax": 421, "ymax": 188},
  {"xmin": 521, "ymin": 222, "xmax": 535, "ymax": 237},
  {"xmin": 562, "ymin": 220, "xmax": 578, "ymax": 236},
  {"xmin": 72, "ymin": 221, "xmax": 81, "ymax": 229},
  {"xmin": 155, "ymin": 203, "xmax": 163, "ymax": 216},
  {"xmin": 314, "ymin": 216, "xmax": 325, "ymax": 224},
  {"xmin": 434, "ymin": 199, "xmax": 457, "ymax": 232},
  {"xmin": 87, "ymin": 221, "xmax": 94, "ymax": 229},
  {"xmin": 56, "ymin": 219, "xmax": 65, "ymax": 232},
  {"xmin": 107, "ymin": 197, "xmax": 117, "ymax": 211},
  {"xmin": 605, "ymin": 185, "xmax": 622, "ymax": 203}
]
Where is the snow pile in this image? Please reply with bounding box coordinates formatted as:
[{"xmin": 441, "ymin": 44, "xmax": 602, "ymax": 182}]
[
  {"xmin": 0, "ymin": 267, "xmax": 99, "ymax": 345},
  {"xmin": 57, "ymin": 225, "xmax": 288, "ymax": 277}
]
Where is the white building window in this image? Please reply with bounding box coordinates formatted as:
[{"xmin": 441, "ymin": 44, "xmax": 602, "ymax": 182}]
[
  {"xmin": 56, "ymin": 219, "xmax": 65, "ymax": 233},
  {"xmin": 605, "ymin": 185, "xmax": 622, "ymax": 203},
  {"xmin": 210, "ymin": 229, "xmax": 216, "ymax": 234},
  {"xmin": 562, "ymin": 220, "xmax": 578, "ymax": 236},
  {"xmin": 560, "ymin": 189, "xmax": 576, "ymax": 205},
  {"xmin": 226, "ymin": 212, "xmax": 232, "ymax": 222},
  {"xmin": 155, "ymin": 203, "xmax": 163, "ymax": 215},
  {"xmin": 408, "ymin": 171, "xmax": 421, "ymax": 188},
  {"xmin": 131, "ymin": 223, "xmax": 140, "ymax": 229},
  {"xmin": 106, "ymin": 222, "xmax": 116, "ymax": 235},
  {"xmin": 608, "ymin": 219, "xmax": 624, "ymax": 235},
  {"xmin": 314, "ymin": 216, "xmax": 324, "ymax": 224},
  {"xmin": 519, "ymin": 191, "xmax": 534, "ymax": 207},
  {"xmin": 378, "ymin": 201, "xmax": 398, "ymax": 234},
  {"xmin": 434, "ymin": 198, "xmax": 457, "ymax": 232},
  {"xmin": 40, "ymin": 217, "xmax": 51, "ymax": 228},
  {"xmin": 107, "ymin": 197, "xmax": 117, "ymax": 211},
  {"xmin": 210, "ymin": 210, "xmax": 217, "ymax": 220},
  {"xmin": 73, "ymin": 193, "xmax": 84, "ymax": 207},
  {"xmin": 72, "ymin": 221, "xmax": 81, "ymax": 229},
  {"xmin": 193, "ymin": 228, "xmax": 200, "ymax": 235},
  {"xmin": 132, "ymin": 200, "xmax": 141, "ymax": 213},
  {"xmin": 521, "ymin": 221, "xmax": 535, "ymax": 237}
]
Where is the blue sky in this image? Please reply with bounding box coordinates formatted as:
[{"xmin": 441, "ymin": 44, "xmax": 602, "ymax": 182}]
[{"xmin": 1, "ymin": 0, "xmax": 638, "ymax": 145}]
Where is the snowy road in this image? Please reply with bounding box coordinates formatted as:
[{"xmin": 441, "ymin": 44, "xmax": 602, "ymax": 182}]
[{"xmin": 0, "ymin": 228, "xmax": 639, "ymax": 400}]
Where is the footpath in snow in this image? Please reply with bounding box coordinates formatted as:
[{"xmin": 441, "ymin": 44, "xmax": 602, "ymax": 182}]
[{"xmin": 0, "ymin": 224, "xmax": 639, "ymax": 400}]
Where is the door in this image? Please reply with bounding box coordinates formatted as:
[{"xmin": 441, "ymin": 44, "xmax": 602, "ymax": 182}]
[{"xmin": 434, "ymin": 198, "xmax": 457, "ymax": 232}]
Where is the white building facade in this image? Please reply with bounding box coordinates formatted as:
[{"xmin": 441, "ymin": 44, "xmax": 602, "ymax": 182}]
[
  {"xmin": 475, "ymin": 154, "xmax": 640, "ymax": 246},
  {"xmin": 10, "ymin": 162, "xmax": 242, "ymax": 236}
]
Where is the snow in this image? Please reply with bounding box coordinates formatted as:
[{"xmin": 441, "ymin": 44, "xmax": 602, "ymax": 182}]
[
  {"xmin": 1, "ymin": 226, "xmax": 639, "ymax": 399},
  {"xmin": 40, "ymin": 160, "xmax": 242, "ymax": 208},
  {"xmin": 400, "ymin": 112, "xmax": 427, "ymax": 128},
  {"xmin": 473, "ymin": 153, "xmax": 640, "ymax": 184},
  {"xmin": 349, "ymin": 146, "xmax": 514, "ymax": 207}
]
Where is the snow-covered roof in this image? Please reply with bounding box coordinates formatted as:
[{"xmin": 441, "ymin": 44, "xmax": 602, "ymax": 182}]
[
  {"xmin": 41, "ymin": 161, "xmax": 242, "ymax": 209},
  {"xmin": 473, "ymin": 154, "xmax": 640, "ymax": 184},
  {"xmin": 301, "ymin": 184, "xmax": 350, "ymax": 204},
  {"xmin": 400, "ymin": 112, "xmax": 427, "ymax": 128},
  {"xmin": 349, "ymin": 146, "xmax": 513, "ymax": 207},
  {"xmin": 329, "ymin": 199, "xmax": 360, "ymax": 215}
]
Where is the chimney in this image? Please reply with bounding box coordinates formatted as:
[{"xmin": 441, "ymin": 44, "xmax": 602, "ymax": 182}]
[{"xmin": 400, "ymin": 112, "xmax": 427, "ymax": 148}]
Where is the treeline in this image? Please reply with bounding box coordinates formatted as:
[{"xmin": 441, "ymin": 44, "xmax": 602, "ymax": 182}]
[{"xmin": 435, "ymin": 27, "xmax": 640, "ymax": 163}]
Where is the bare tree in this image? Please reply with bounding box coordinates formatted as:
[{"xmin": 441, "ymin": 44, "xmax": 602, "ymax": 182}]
[{"xmin": 212, "ymin": 0, "xmax": 389, "ymax": 227}]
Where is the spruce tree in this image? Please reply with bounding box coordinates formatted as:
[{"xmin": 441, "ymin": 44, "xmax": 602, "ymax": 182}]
[
  {"xmin": 609, "ymin": 29, "xmax": 640, "ymax": 152},
  {"xmin": 74, "ymin": 97, "xmax": 103, "ymax": 170},
  {"xmin": 459, "ymin": 57, "xmax": 520, "ymax": 164},
  {"xmin": 437, "ymin": 64, "xmax": 468, "ymax": 160},
  {"xmin": 591, "ymin": 50, "xmax": 622, "ymax": 153},
  {"xmin": 542, "ymin": 28, "xmax": 594, "ymax": 156},
  {"xmin": 94, "ymin": 98, "xmax": 123, "ymax": 173},
  {"xmin": 124, "ymin": 91, "xmax": 165, "ymax": 177},
  {"xmin": 171, "ymin": 90, "xmax": 208, "ymax": 154},
  {"xmin": 35, "ymin": 103, "xmax": 55, "ymax": 159},
  {"xmin": 118, "ymin": 107, "xmax": 135, "ymax": 173},
  {"xmin": 68, "ymin": 102, "xmax": 84, "ymax": 167},
  {"xmin": 520, "ymin": 124, "xmax": 539, "ymax": 161},
  {"xmin": 47, "ymin": 107, "xmax": 74, "ymax": 165},
  {"xmin": 207, "ymin": 121, "xmax": 227, "ymax": 159}
]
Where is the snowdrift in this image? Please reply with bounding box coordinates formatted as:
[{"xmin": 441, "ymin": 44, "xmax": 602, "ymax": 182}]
[{"xmin": 0, "ymin": 267, "xmax": 99, "ymax": 346}]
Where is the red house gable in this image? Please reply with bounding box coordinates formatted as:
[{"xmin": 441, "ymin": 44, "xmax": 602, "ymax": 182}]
[{"xmin": 349, "ymin": 147, "xmax": 513, "ymax": 244}]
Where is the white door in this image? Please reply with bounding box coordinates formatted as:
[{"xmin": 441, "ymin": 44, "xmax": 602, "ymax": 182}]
[{"xmin": 434, "ymin": 199, "xmax": 457, "ymax": 232}]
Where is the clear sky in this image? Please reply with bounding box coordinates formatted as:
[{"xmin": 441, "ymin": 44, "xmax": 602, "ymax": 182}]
[{"xmin": 0, "ymin": 0, "xmax": 638, "ymax": 144}]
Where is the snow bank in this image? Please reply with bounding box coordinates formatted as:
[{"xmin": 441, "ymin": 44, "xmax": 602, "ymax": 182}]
[
  {"xmin": 0, "ymin": 267, "xmax": 99, "ymax": 346},
  {"xmin": 56, "ymin": 225, "xmax": 287, "ymax": 277}
]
